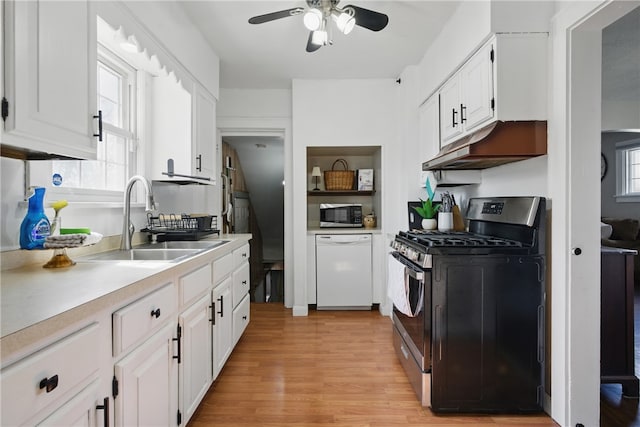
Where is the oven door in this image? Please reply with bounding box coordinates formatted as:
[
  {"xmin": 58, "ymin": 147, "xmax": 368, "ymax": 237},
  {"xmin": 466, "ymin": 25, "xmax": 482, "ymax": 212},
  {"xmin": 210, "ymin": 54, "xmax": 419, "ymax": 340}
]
[{"xmin": 389, "ymin": 252, "xmax": 431, "ymax": 372}]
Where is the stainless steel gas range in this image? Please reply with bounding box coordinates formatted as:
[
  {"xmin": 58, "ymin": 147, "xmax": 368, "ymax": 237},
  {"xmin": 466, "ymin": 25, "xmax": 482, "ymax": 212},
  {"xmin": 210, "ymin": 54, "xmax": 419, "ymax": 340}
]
[{"xmin": 389, "ymin": 196, "xmax": 546, "ymax": 413}]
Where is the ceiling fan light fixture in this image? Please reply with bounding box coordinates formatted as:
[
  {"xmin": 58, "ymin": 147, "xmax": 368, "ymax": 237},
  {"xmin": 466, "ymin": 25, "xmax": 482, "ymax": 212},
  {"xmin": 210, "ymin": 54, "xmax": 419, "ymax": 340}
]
[
  {"xmin": 311, "ymin": 29, "xmax": 328, "ymax": 46},
  {"xmin": 303, "ymin": 8, "xmax": 323, "ymax": 31},
  {"xmin": 334, "ymin": 11, "xmax": 355, "ymax": 35}
]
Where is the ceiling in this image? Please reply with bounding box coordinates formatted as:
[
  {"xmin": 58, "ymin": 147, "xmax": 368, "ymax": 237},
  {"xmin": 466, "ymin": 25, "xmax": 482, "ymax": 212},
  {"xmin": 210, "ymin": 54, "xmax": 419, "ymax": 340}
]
[{"xmin": 179, "ymin": 1, "xmax": 462, "ymax": 90}]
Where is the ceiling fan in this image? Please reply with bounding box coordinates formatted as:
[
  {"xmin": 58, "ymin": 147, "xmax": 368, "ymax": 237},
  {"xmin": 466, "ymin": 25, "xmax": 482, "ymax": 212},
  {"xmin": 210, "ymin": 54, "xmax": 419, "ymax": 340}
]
[{"xmin": 248, "ymin": 0, "xmax": 389, "ymax": 53}]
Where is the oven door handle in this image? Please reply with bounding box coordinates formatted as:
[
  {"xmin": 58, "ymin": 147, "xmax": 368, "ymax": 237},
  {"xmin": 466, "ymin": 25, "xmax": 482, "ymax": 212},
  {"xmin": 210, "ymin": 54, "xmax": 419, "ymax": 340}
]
[{"xmin": 391, "ymin": 252, "xmax": 424, "ymax": 281}]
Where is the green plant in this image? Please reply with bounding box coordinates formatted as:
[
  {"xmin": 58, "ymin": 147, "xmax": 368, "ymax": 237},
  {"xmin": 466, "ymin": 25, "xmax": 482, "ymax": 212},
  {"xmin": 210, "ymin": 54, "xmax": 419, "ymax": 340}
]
[{"xmin": 413, "ymin": 198, "xmax": 441, "ymax": 219}]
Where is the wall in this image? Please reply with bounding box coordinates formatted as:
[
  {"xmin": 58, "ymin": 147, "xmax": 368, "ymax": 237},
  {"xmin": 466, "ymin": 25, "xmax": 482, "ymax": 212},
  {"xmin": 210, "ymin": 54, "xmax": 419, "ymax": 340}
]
[
  {"xmin": 601, "ymin": 132, "xmax": 640, "ymax": 218},
  {"xmin": 292, "ymin": 79, "xmax": 397, "ymax": 314},
  {"xmin": 216, "ymin": 88, "xmax": 293, "ymax": 306}
]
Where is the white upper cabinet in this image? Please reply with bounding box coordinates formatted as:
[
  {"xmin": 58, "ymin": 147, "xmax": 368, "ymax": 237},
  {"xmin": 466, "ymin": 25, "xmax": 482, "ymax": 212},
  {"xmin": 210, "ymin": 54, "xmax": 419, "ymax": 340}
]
[
  {"xmin": 150, "ymin": 82, "xmax": 217, "ymax": 185},
  {"xmin": 193, "ymin": 86, "xmax": 217, "ymax": 182},
  {"xmin": 437, "ymin": 34, "xmax": 547, "ymax": 147},
  {"xmin": 440, "ymin": 41, "xmax": 494, "ymax": 145},
  {"xmin": 2, "ymin": 0, "xmax": 98, "ymax": 159}
]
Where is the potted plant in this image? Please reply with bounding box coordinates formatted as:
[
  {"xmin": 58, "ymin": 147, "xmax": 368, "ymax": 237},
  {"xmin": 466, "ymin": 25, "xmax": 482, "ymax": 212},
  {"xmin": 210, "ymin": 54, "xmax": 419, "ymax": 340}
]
[{"xmin": 413, "ymin": 198, "xmax": 441, "ymax": 230}]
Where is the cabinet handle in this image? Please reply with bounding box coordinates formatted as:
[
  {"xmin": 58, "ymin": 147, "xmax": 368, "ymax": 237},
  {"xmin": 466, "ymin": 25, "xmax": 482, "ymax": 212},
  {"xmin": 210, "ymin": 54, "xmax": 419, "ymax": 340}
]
[
  {"xmin": 242, "ymin": 280, "xmax": 247, "ymax": 285},
  {"xmin": 93, "ymin": 110, "xmax": 103, "ymax": 141},
  {"xmin": 209, "ymin": 303, "xmax": 215, "ymax": 325},
  {"xmin": 451, "ymin": 108, "xmax": 458, "ymax": 127},
  {"xmin": 173, "ymin": 325, "xmax": 182, "ymax": 363},
  {"xmin": 196, "ymin": 154, "xmax": 202, "ymax": 172},
  {"xmin": 96, "ymin": 397, "xmax": 109, "ymax": 427},
  {"xmin": 39, "ymin": 375, "xmax": 59, "ymax": 393},
  {"xmin": 217, "ymin": 295, "xmax": 224, "ymax": 317},
  {"xmin": 150, "ymin": 308, "xmax": 161, "ymax": 318},
  {"xmin": 242, "ymin": 315, "xmax": 247, "ymax": 320},
  {"xmin": 460, "ymin": 104, "xmax": 467, "ymax": 123}
]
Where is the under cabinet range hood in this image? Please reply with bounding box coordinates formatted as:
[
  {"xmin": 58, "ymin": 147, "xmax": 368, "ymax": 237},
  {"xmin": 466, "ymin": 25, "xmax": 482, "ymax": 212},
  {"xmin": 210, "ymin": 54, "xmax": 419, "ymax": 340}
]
[{"xmin": 423, "ymin": 121, "xmax": 547, "ymax": 171}]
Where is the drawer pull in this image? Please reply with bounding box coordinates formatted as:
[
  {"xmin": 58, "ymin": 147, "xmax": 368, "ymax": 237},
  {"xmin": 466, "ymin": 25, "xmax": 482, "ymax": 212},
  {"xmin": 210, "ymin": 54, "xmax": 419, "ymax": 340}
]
[
  {"xmin": 242, "ymin": 280, "xmax": 247, "ymax": 285},
  {"xmin": 39, "ymin": 375, "xmax": 59, "ymax": 393},
  {"xmin": 150, "ymin": 308, "xmax": 161, "ymax": 318},
  {"xmin": 242, "ymin": 253, "xmax": 247, "ymax": 258},
  {"xmin": 96, "ymin": 397, "xmax": 109, "ymax": 427},
  {"xmin": 242, "ymin": 315, "xmax": 247, "ymax": 320}
]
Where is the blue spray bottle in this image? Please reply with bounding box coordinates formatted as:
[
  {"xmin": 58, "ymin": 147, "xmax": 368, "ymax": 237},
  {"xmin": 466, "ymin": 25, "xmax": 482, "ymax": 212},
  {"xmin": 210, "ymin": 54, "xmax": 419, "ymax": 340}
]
[{"xmin": 20, "ymin": 187, "xmax": 51, "ymax": 249}]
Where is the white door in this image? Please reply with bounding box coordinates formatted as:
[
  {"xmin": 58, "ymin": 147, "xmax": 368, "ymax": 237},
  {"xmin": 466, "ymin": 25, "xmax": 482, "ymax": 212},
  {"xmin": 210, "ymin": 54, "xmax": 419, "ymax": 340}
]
[
  {"xmin": 179, "ymin": 294, "xmax": 213, "ymax": 424},
  {"xmin": 460, "ymin": 42, "xmax": 494, "ymax": 130},
  {"xmin": 3, "ymin": 0, "xmax": 97, "ymax": 159},
  {"xmin": 549, "ymin": 2, "xmax": 639, "ymax": 425},
  {"xmin": 37, "ymin": 380, "xmax": 102, "ymax": 427},
  {"xmin": 212, "ymin": 278, "xmax": 233, "ymax": 379},
  {"xmin": 114, "ymin": 322, "xmax": 179, "ymax": 427},
  {"xmin": 439, "ymin": 74, "xmax": 463, "ymax": 144}
]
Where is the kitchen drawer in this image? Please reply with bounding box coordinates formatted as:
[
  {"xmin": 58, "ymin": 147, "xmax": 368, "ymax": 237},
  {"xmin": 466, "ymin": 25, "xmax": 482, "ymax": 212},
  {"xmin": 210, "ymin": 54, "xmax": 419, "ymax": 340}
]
[
  {"xmin": 233, "ymin": 244, "xmax": 250, "ymax": 268},
  {"xmin": 213, "ymin": 253, "xmax": 233, "ymax": 284},
  {"xmin": 180, "ymin": 263, "xmax": 212, "ymax": 307},
  {"xmin": 0, "ymin": 323, "xmax": 100, "ymax": 426},
  {"xmin": 232, "ymin": 294, "xmax": 250, "ymax": 346},
  {"xmin": 113, "ymin": 283, "xmax": 176, "ymax": 356},
  {"xmin": 232, "ymin": 262, "xmax": 250, "ymax": 308}
]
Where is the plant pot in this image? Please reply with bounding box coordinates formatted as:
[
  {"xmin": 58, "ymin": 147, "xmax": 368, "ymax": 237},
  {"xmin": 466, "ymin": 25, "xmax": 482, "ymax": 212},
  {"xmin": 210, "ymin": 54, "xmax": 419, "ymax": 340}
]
[{"xmin": 421, "ymin": 218, "xmax": 437, "ymax": 230}]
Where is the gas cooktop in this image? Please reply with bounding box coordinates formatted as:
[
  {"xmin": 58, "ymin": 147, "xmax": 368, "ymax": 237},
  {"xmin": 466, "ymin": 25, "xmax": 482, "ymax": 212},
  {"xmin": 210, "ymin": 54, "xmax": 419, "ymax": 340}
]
[{"xmin": 400, "ymin": 230, "xmax": 523, "ymax": 248}]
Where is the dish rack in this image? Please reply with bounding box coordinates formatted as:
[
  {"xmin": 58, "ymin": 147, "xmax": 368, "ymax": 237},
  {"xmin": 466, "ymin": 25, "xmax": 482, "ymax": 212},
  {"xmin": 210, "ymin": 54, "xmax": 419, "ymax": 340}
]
[{"xmin": 143, "ymin": 213, "xmax": 220, "ymax": 241}]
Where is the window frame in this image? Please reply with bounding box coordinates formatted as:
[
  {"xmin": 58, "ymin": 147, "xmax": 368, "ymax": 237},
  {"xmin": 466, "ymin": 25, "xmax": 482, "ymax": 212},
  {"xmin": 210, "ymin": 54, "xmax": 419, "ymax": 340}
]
[{"xmin": 614, "ymin": 138, "xmax": 640, "ymax": 203}]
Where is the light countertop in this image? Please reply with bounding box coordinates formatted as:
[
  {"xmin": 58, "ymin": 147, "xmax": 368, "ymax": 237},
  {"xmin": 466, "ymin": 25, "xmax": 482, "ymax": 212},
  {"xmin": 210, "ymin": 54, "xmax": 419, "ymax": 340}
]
[{"xmin": 0, "ymin": 234, "xmax": 251, "ymax": 362}]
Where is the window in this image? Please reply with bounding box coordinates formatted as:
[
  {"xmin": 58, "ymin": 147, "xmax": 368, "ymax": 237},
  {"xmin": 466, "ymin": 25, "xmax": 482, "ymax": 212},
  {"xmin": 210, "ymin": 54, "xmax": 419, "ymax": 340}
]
[{"xmin": 615, "ymin": 139, "xmax": 640, "ymax": 201}]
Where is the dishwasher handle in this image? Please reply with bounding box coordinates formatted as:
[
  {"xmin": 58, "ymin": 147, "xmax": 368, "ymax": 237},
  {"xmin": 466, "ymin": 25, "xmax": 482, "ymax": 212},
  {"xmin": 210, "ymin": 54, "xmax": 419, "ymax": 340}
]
[{"xmin": 316, "ymin": 234, "xmax": 371, "ymax": 245}]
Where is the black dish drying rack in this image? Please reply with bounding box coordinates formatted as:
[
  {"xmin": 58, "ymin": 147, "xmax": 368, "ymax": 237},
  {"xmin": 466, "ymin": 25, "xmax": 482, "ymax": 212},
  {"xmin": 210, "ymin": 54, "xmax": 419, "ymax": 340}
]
[{"xmin": 142, "ymin": 213, "xmax": 220, "ymax": 241}]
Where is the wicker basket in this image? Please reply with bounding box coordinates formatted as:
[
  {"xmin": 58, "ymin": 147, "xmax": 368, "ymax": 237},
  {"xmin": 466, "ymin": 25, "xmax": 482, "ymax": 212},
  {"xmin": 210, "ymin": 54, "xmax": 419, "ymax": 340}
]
[{"xmin": 324, "ymin": 159, "xmax": 355, "ymax": 190}]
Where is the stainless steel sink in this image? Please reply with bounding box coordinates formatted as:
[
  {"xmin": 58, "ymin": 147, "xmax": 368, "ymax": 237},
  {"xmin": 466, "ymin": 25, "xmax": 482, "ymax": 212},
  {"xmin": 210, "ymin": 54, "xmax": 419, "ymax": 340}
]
[
  {"xmin": 78, "ymin": 248, "xmax": 199, "ymax": 262},
  {"xmin": 76, "ymin": 240, "xmax": 229, "ymax": 263},
  {"xmin": 135, "ymin": 240, "xmax": 229, "ymax": 250}
]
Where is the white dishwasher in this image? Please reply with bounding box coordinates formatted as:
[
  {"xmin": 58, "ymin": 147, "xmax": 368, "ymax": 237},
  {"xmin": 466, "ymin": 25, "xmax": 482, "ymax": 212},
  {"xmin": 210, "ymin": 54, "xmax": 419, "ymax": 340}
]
[{"xmin": 315, "ymin": 234, "xmax": 372, "ymax": 310}]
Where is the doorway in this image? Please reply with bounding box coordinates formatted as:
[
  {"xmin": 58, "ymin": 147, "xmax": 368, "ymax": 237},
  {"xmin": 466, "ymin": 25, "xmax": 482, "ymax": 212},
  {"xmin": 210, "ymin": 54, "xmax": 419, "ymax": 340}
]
[
  {"xmin": 217, "ymin": 119, "xmax": 293, "ymax": 308},
  {"xmin": 550, "ymin": 2, "xmax": 640, "ymax": 425},
  {"xmin": 222, "ymin": 135, "xmax": 285, "ymax": 302}
]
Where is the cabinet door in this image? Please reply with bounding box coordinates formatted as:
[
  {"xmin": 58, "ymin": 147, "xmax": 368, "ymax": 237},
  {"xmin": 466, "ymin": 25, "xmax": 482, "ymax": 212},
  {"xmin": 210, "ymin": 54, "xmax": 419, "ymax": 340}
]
[
  {"xmin": 114, "ymin": 322, "xmax": 179, "ymax": 427},
  {"xmin": 460, "ymin": 42, "xmax": 494, "ymax": 131},
  {"xmin": 212, "ymin": 277, "xmax": 233, "ymax": 379},
  {"xmin": 193, "ymin": 87, "xmax": 216, "ymax": 182},
  {"xmin": 3, "ymin": 0, "xmax": 97, "ymax": 159},
  {"xmin": 37, "ymin": 379, "xmax": 103, "ymax": 427},
  {"xmin": 179, "ymin": 294, "xmax": 213, "ymax": 425},
  {"xmin": 418, "ymin": 94, "xmax": 441, "ymax": 185},
  {"xmin": 439, "ymin": 74, "xmax": 463, "ymax": 144}
]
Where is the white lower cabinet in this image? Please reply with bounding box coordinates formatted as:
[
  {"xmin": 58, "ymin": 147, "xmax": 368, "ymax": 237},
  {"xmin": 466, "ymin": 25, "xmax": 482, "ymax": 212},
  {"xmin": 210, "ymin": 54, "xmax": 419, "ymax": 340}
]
[
  {"xmin": 113, "ymin": 321, "xmax": 179, "ymax": 427},
  {"xmin": 37, "ymin": 378, "xmax": 104, "ymax": 427},
  {"xmin": 232, "ymin": 295, "xmax": 250, "ymax": 346},
  {"xmin": 0, "ymin": 323, "xmax": 104, "ymax": 426},
  {"xmin": 212, "ymin": 276, "xmax": 233, "ymax": 379},
  {"xmin": 179, "ymin": 293, "xmax": 213, "ymax": 425}
]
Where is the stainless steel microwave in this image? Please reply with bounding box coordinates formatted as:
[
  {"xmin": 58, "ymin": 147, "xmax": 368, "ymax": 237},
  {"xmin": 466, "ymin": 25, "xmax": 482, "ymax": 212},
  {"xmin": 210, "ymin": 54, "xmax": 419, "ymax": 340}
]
[{"xmin": 320, "ymin": 204, "xmax": 363, "ymax": 228}]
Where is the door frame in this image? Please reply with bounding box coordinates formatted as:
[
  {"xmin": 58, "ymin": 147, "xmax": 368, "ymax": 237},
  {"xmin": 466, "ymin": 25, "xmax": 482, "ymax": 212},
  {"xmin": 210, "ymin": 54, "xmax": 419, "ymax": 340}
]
[
  {"xmin": 217, "ymin": 117, "xmax": 293, "ymax": 308},
  {"xmin": 549, "ymin": 1, "xmax": 639, "ymax": 425}
]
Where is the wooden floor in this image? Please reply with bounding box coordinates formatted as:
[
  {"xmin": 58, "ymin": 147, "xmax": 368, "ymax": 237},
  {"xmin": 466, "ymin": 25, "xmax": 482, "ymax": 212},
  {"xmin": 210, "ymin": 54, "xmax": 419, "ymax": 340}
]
[{"xmin": 188, "ymin": 304, "xmax": 557, "ymax": 427}]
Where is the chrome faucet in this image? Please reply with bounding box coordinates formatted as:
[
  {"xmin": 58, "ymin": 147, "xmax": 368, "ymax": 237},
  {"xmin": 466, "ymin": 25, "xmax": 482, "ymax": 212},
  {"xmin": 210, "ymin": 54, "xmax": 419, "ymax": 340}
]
[{"xmin": 121, "ymin": 175, "xmax": 155, "ymax": 250}]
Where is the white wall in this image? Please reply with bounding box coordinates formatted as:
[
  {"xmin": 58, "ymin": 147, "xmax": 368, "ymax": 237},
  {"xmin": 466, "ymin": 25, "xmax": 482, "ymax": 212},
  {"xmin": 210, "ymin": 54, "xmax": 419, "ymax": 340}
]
[
  {"xmin": 292, "ymin": 79, "xmax": 397, "ymax": 315},
  {"xmin": 218, "ymin": 89, "xmax": 291, "ymax": 119}
]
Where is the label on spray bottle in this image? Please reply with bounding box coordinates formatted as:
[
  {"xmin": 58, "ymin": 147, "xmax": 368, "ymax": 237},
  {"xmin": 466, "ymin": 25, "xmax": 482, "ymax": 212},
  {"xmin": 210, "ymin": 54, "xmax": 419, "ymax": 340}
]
[{"xmin": 31, "ymin": 218, "xmax": 51, "ymax": 242}]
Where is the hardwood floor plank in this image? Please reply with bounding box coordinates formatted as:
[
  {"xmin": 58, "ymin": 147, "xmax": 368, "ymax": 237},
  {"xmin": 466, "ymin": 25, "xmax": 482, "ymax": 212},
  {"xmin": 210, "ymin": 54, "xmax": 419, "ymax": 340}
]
[{"xmin": 188, "ymin": 303, "xmax": 558, "ymax": 426}]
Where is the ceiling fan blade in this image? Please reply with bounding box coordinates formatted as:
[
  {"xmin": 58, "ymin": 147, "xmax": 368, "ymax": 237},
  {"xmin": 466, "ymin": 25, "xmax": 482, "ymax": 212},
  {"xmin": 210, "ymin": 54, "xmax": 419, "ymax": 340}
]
[
  {"xmin": 306, "ymin": 32, "xmax": 322, "ymax": 53},
  {"xmin": 345, "ymin": 5, "xmax": 389, "ymax": 32},
  {"xmin": 248, "ymin": 7, "xmax": 304, "ymax": 24}
]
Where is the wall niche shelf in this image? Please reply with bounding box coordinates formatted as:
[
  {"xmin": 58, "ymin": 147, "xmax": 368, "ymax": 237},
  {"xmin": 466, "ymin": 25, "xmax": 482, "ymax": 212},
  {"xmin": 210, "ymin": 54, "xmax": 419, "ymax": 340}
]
[{"xmin": 307, "ymin": 190, "xmax": 374, "ymax": 196}]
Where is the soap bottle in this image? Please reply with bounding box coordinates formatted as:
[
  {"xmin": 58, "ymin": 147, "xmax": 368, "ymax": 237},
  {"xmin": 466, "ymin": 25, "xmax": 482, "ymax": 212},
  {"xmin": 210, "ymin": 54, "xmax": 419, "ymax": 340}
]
[{"xmin": 20, "ymin": 187, "xmax": 51, "ymax": 249}]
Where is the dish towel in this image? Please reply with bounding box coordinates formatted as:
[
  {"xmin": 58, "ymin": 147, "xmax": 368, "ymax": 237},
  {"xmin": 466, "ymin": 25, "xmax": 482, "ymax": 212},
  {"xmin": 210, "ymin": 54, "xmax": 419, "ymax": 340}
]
[
  {"xmin": 44, "ymin": 232, "xmax": 103, "ymax": 249},
  {"xmin": 387, "ymin": 253, "xmax": 423, "ymax": 317}
]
